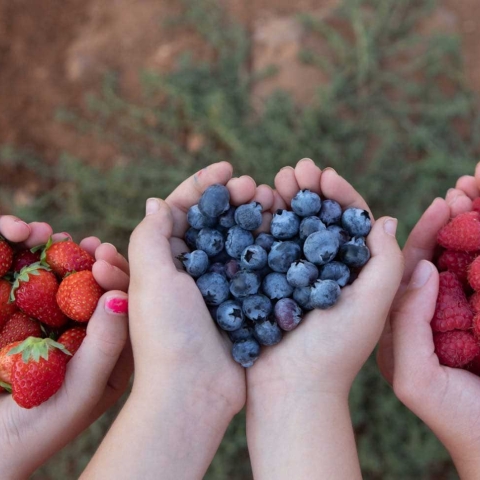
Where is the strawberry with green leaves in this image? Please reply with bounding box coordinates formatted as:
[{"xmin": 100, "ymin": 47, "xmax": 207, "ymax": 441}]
[
  {"xmin": 58, "ymin": 327, "xmax": 87, "ymax": 361},
  {"xmin": 0, "ymin": 278, "xmax": 18, "ymax": 328},
  {"xmin": 8, "ymin": 337, "xmax": 71, "ymax": 409},
  {"xmin": 0, "ymin": 312, "xmax": 43, "ymax": 350},
  {"xmin": 11, "ymin": 263, "xmax": 67, "ymax": 328},
  {"xmin": 0, "ymin": 237, "xmax": 13, "ymax": 278},
  {"xmin": 12, "ymin": 249, "xmax": 41, "ymax": 273}
]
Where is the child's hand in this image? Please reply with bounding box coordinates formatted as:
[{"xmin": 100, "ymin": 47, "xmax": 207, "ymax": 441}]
[
  {"xmin": 0, "ymin": 216, "xmax": 131, "ymax": 479},
  {"xmin": 377, "ymin": 163, "xmax": 480, "ymax": 479},
  {"xmin": 246, "ymin": 160, "xmax": 404, "ymax": 480}
]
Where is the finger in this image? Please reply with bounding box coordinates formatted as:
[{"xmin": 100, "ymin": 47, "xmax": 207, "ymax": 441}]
[
  {"xmin": 51, "ymin": 232, "xmax": 72, "ymax": 243},
  {"xmin": 476, "ymin": 162, "xmax": 480, "ymax": 191},
  {"xmin": 294, "ymin": 158, "xmax": 322, "ymax": 193},
  {"xmin": 271, "ymin": 190, "xmax": 288, "ymax": 212},
  {"xmin": 253, "ymin": 184, "xmax": 275, "ymax": 212},
  {"xmin": 255, "ymin": 212, "xmax": 273, "ymax": 235},
  {"xmin": 92, "ymin": 260, "xmax": 130, "ymax": 293},
  {"xmin": 166, "ymin": 162, "xmax": 233, "ymax": 237},
  {"xmin": 319, "ymin": 169, "xmax": 373, "ymax": 218},
  {"xmin": 274, "ymin": 166, "xmax": 299, "ymax": 206},
  {"xmin": 0, "ymin": 215, "xmax": 31, "ymax": 243},
  {"xmin": 445, "ymin": 188, "xmax": 473, "ymax": 217},
  {"xmin": 455, "ymin": 175, "xmax": 479, "ymax": 200},
  {"xmin": 95, "ymin": 243, "xmax": 130, "ymax": 275},
  {"xmin": 20, "ymin": 222, "xmax": 53, "ymax": 249},
  {"xmin": 226, "ymin": 176, "xmax": 257, "ymax": 206},
  {"xmin": 79, "ymin": 236, "xmax": 102, "ymax": 257}
]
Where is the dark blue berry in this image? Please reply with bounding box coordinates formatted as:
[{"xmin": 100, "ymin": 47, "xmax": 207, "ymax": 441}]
[
  {"xmin": 268, "ymin": 241, "xmax": 302, "ymax": 273},
  {"xmin": 255, "ymin": 233, "xmax": 275, "ymax": 252},
  {"xmin": 216, "ymin": 300, "xmax": 245, "ymax": 331},
  {"xmin": 177, "ymin": 250, "xmax": 209, "ymax": 278},
  {"xmin": 274, "ymin": 298, "xmax": 303, "ymax": 331},
  {"xmin": 240, "ymin": 245, "xmax": 268, "ymax": 270},
  {"xmin": 291, "ymin": 189, "xmax": 321, "ymax": 217},
  {"xmin": 242, "ymin": 294, "xmax": 272, "ymax": 322},
  {"xmin": 327, "ymin": 225, "xmax": 350, "ymax": 246},
  {"xmin": 196, "ymin": 272, "xmax": 230, "ymax": 306},
  {"xmin": 319, "ymin": 261, "xmax": 350, "ymax": 287},
  {"xmin": 232, "ymin": 339, "xmax": 261, "ymax": 368},
  {"xmin": 299, "ymin": 216, "xmax": 326, "ymax": 241},
  {"xmin": 254, "ymin": 320, "xmax": 283, "ymax": 346},
  {"xmin": 185, "ymin": 227, "xmax": 200, "ymax": 250},
  {"xmin": 262, "ymin": 273, "xmax": 294, "ymax": 300},
  {"xmin": 303, "ymin": 230, "xmax": 340, "ymax": 265},
  {"xmin": 187, "ymin": 205, "xmax": 216, "ymax": 229},
  {"xmin": 286, "ymin": 260, "xmax": 318, "ymax": 287},
  {"xmin": 293, "ymin": 286, "xmax": 313, "ymax": 311},
  {"xmin": 218, "ymin": 205, "xmax": 237, "ymax": 229},
  {"xmin": 224, "ymin": 258, "xmax": 240, "ymax": 279},
  {"xmin": 338, "ymin": 237, "xmax": 371, "ymax": 268},
  {"xmin": 270, "ymin": 210, "xmax": 300, "ymax": 240},
  {"xmin": 319, "ymin": 199, "xmax": 342, "ymax": 226},
  {"xmin": 234, "ymin": 202, "xmax": 263, "ymax": 231},
  {"xmin": 198, "ymin": 184, "xmax": 230, "ymax": 217},
  {"xmin": 228, "ymin": 326, "xmax": 254, "ymax": 343},
  {"xmin": 230, "ymin": 271, "xmax": 261, "ymax": 299},
  {"xmin": 310, "ymin": 279, "xmax": 341, "ymax": 309},
  {"xmin": 208, "ymin": 262, "xmax": 227, "ymax": 277},
  {"xmin": 196, "ymin": 228, "xmax": 224, "ymax": 257},
  {"xmin": 225, "ymin": 226, "xmax": 254, "ymax": 259},
  {"xmin": 209, "ymin": 249, "xmax": 232, "ymax": 264},
  {"xmin": 341, "ymin": 208, "xmax": 372, "ymax": 237}
]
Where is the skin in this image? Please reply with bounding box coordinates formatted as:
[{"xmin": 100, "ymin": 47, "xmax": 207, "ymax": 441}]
[
  {"xmin": 0, "ymin": 218, "xmax": 132, "ymax": 479},
  {"xmin": 377, "ymin": 162, "xmax": 480, "ymax": 479}
]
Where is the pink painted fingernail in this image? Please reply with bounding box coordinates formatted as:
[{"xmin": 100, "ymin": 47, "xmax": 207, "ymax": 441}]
[{"xmin": 105, "ymin": 297, "xmax": 128, "ymax": 315}]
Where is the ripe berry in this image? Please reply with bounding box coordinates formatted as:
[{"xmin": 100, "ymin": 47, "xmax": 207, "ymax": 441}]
[
  {"xmin": 44, "ymin": 240, "xmax": 95, "ymax": 278},
  {"xmin": 319, "ymin": 199, "xmax": 342, "ymax": 226},
  {"xmin": 434, "ymin": 330, "xmax": 480, "ymax": 368},
  {"xmin": 12, "ymin": 250, "xmax": 41, "ymax": 273},
  {"xmin": 178, "ymin": 250, "xmax": 210, "ymax": 278},
  {"xmin": 198, "ymin": 184, "xmax": 230, "ymax": 218},
  {"xmin": 196, "ymin": 273, "xmax": 230, "ymax": 306},
  {"xmin": 270, "ymin": 210, "xmax": 300, "ymax": 240},
  {"xmin": 234, "ymin": 202, "xmax": 263, "ymax": 231},
  {"xmin": 242, "ymin": 294, "xmax": 272, "ymax": 322},
  {"xmin": 232, "ymin": 339, "xmax": 260, "ymax": 368},
  {"xmin": 437, "ymin": 211, "xmax": 480, "ymax": 252},
  {"xmin": 310, "ymin": 279, "xmax": 341, "ymax": 309},
  {"xmin": 0, "ymin": 238, "xmax": 14, "ymax": 278},
  {"xmin": 57, "ymin": 327, "xmax": 87, "ymax": 360},
  {"xmin": 0, "ymin": 312, "xmax": 42, "ymax": 350},
  {"xmin": 274, "ymin": 298, "xmax": 303, "ymax": 331},
  {"xmin": 253, "ymin": 320, "xmax": 283, "ymax": 346},
  {"xmin": 291, "ymin": 190, "xmax": 321, "ymax": 217},
  {"xmin": 216, "ymin": 300, "xmax": 244, "ymax": 331},
  {"xmin": 468, "ymin": 256, "xmax": 480, "ymax": 291},
  {"xmin": 0, "ymin": 279, "xmax": 17, "ymax": 329},
  {"xmin": 303, "ymin": 230, "xmax": 339, "ymax": 266},
  {"xmin": 225, "ymin": 226, "xmax": 254, "ymax": 259}
]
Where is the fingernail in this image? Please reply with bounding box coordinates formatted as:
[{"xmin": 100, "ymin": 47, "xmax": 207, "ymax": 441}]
[
  {"xmin": 280, "ymin": 166, "xmax": 294, "ymax": 172},
  {"xmin": 105, "ymin": 296, "xmax": 128, "ymax": 315},
  {"xmin": 14, "ymin": 219, "xmax": 29, "ymax": 228},
  {"xmin": 146, "ymin": 198, "xmax": 160, "ymax": 215},
  {"xmin": 298, "ymin": 158, "xmax": 314, "ymax": 165},
  {"xmin": 322, "ymin": 167, "xmax": 337, "ymax": 174},
  {"xmin": 384, "ymin": 218, "xmax": 398, "ymax": 237},
  {"xmin": 101, "ymin": 242, "xmax": 118, "ymax": 252},
  {"xmin": 408, "ymin": 260, "xmax": 434, "ymax": 290},
  {"xmin": 61, "ymin": 232, "xmax": 71, "ymax": 240}
]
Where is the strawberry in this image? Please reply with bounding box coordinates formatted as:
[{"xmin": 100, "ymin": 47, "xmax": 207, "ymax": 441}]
[
  {"xmin": 468, "ymin": 256, "xmax": 480, "ymax": 291},
  {"xmin": 473, "ymin": 198, "xmax": 480, "ymax": 213},
  {"xmin": 434, "ymin": 330, "xmax": 480, "ymax": 367},
  {"xmin": 470, "ymin": 291, "xmax": 480, "ymax": 313},
  {"xmin": 0, "ymin": 279, "xmax": 17, "ymax": 329},
  {"xmin": 437, "ymin": 211, "xmax": 480, "ymax": 252},
  {"xmin": 11, "ymin": 263, "xmax": 67, "ymax": 327},
  {"xmin": 9, "ymin": 337, "xmax": 70, "ymax": 409},
  {"xmin": 0, "ymin": 312, "xmax": 42, "ymax": 350},
  {"xmin": 0, "ymin": 237, "xmax": 14, "ymax": 278},
  {"xmin": 12, "ymin": 249, "xmax": 41, "ymax": 273},
  {"xmin": 40, "ymin": 238, "xmax": 95, "ymax": 278},
  {"xmin": 431, "ymin": 272, "xmax": 474, "ymax": 332},
  {"xmin": 56, "ymin": 271, "xmax": 104, "ymax": 322},
  {"xmin": 58, "ymin": 327, "xmax": 86, "ymax": 361},
  {"xmin": 0, "ymin": 340, "xmax": 22, "ymax": 384},
  {"xmin": 437, "ymin": 250, "xmax": 478, "ymax": 285}
]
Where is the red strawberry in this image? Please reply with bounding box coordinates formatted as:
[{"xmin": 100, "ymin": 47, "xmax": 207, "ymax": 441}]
[
  {"xmin": 437, "ymin": 211, "xmax": 480, "ymax": 252},
  {"xmin": 56, "ymin": 271, "xmax": 104, "ymax": 322},
  {"xmin": 470, "ymin": 291, "xmax": 480, "ymax": 313},
  {"xmin": 437, "ymin": 250, "xmax": 478, "ymax": 285},
  {"xmin": 0, "ymin": 312, "xmax": 42, "ymax": 350},
  {"xmin": 473, "ymin": 198, "xmax": 480, "ymax": 213},
  {"xmin": 42, "ymin": 239, "xmax": 95, "ymax": 278},
  {"xmin": 9, "ymin": 337, "xmax": 70, "ymax": 409},
  {"xmin": 0, "ymin": 238, "xmax": 14, "ymax": 278},
  {"xmin": 0, "ymin": 279, "xmax": 17, "ymax": 329},
  {"xmin": 12, "ymin": 249, "xmax": 41, "ymax": 273},
  {"xmin": 431, "ymin": 272, "xmax": 474, "ymax": 332},
  {"xmin": 434, "ymin": 330, "xmax": 480, "ymax": 367},
  {"xmin": 468, "ymin": 256, "xmax": 480, "ymax": 291},
  {"xmin": 11, "ymin": 264, "xmax": 67, "ymax": 327},
  {"xmin": 58, "ymin": 327, "xmax": 86, "ymax": 361},
  {"xmin": 0, "ymin": 340, "xmax": 21, "ymax": 384}
]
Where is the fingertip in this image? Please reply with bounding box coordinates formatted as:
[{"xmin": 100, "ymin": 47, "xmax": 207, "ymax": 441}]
[
  {"xmin": 0, "ymin": 215, "xmax": 32, "ymax": 243},
  {"xmin": 227, "ymin": 176, "xmax": 257, "ymax": 205}
]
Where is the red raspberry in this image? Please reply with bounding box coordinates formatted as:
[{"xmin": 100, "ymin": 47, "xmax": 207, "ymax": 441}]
[
  {"xmin": 473, "ymin": 313, "xmax": 480, "ymax": 340},
  {"xmin": 437, "ymin": 250, "xmax": 478, "ymax": 285},
  {"xmin": 437, "ymin": 211, "xmax": 480, "ymax": 252},
  {"xmin": 473, "ymin": 198, "xmax": 480, "ymax": 213},
  {"xmin": 434, "ymin": 330, "xmax": 480, "ymax": 367},
  {"xmin": 470, "ymin": 291, "xmax": 480, "ymax": 313},
  {"xmin": 468, "ymin": 256, "xmax": 480, "ymax": 291},
  {"xmin": 431, "ymin": 272, "xmax": 474, "ymax": 332},
  {"xmin": 464, "ymin": 353, "xmax": 480, "ymax": 376}
]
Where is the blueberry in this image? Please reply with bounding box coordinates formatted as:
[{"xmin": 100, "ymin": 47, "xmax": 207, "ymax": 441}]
[
  {"xmin": 319, "ymin": 261, "xmax": 350, "ymax": 287},
  {"xmin": 209, "ymin": 249, "xmax": 232, "ymax": 264},
  {"xmin": 216, "ymin": 300, "xmax": 245, "ymax": 331},
  {"xmin": 341, "ymin": 208, "xmax": 372, "ymax": 237},
  {"xmin": 225, "ymin": 226, "xmax": 254, "ymax": 259},
  {"xmin": 242, "ymin": 294, "xmax": 273, "ymax": 322},
  {"xmin": 185, "ymin": 227, "xmax": 200, "ymax": 250},
  {"xmin": 338, "ymin": 237, "xmax": 371, "ymax": 268},
  {"xmin": 187, "ymin": 205, "xmax": 217, "ymax": 229},
  {"xmin": 198, "ymin": 184, "xmax": 230, "ymax": 218},
  {"xmin": 232, "ymin": 339, "xmax": 261, "ymax": 368},
  {"xmin": 291, "ymin": 189, "xmax": 322, "ymax": 217},
  {"xmin": 262, "ymin": 273, "xmax": 294, "ymax": 300},
  {"xmin": 293, "ymin": 286, "xmax": 314, "ymax": 311},
  {"xmin": 177, "ymin": 250, "xmax": 209, "ymax": 278},
  {"xmin": 274, "ymin": 298, "xmax": 303, "ymax": 331},
  {"xmin": 234, "ymin": 202, "xmax": 263, "ymax": 231},
  {"xmin": 255, "ymin": 233, "xmax": 275, "ymax": 252},
  {"xmin": 299, "ymin": 216, "xmax": 326, "ymax": 241},
  {"xmin": 256, "ymin": 265, "xmax": 273, "ymax": 281},
  {"xmin": 240, "ymin": 245, "xmax": 268, "ymax": 270},
  {"xmin": 230, "ymin": 271, "xmax": 261, "ymax": 299},
  {"xmin": 196, "ymin": 272, "xmax": 230, "ymax": 306},
  {"xmin": 303, "ymin": 230, "xmax": 340, "ymax": 265},
  {"xmin": 319, "ymin": 199, "xmax": 342, "ymax": 226},
  {"xmin": 218, "ymin": 205, "xmax": 237, "ymax": 229},
  {"xmin": 309, "ymin": 279, "xmax": 341, "ymax": 309},
  {"xmin": 286, "ymin": 260, "xmax": 319, "ymax": 287},
  {"xmin": 327, "ymin": 225, "xmax": 350, "ymax": 246},
  {"xmin": 228, "ymin": 326, "xmax": 254, "ymax": 343},
  {"xmin": 224, "ymin": 258, "xmax": 240, "ymax": 279},
  {"xmin": 208, "ymin": 262, "xmax": 227, "ymax": 277},
  {"xmin": 196, "ymin": 228, "xmax": 224, "ymax": 257},
  {"xmin": 270, "ymin": 210, "xmax": 301, "ymax": 240},
  {"xmin": 254, "ymin": 320, "xmax": 283, "ymax": 346},
  {"xmin": 268, "ymin": 241, "xmax": 302, "ymax": 273}
]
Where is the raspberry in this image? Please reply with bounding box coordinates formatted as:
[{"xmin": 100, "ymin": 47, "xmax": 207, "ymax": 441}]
[
  {"xmin": 473, "ymin": 198, "xmax": 480, "ymax": 214},
  {"xmin": 468, "ymin": 256, "xmax": 480, "ymax": 291},
  {"xmin": 437, "ymin": 250, "xmax": 478, "ymax": 285},
  {"xmin": 470, "ymin": 291, "xmax": 480, "ymax": 313},
  {"xmin": 464, "ymin": 353, "xmax": 480, "ymax": 376},
  {"xmin": 437, "ymin": 211, "xmax": 480, "ymax": 252},
  {"xmin": 434, "ymin": 330, "xmax": 480, "ymax": 367},
  {"xmin": 431, "ymin": 272, "xmax": 473, "ymax": 332}
]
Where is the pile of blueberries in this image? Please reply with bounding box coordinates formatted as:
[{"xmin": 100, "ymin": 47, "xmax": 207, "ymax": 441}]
[{"xmin": 179, "ymin": 184, "xmax": 372, "ymax": 368}]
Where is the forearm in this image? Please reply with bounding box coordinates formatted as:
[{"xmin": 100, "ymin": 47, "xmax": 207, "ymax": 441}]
[
  {"xmin": 247, "ymin": 389, "xmax": 361, "ymax": 480},
  {"xmin": 81, "ymin": 385, "xmax": 234, "ymax": 480}
]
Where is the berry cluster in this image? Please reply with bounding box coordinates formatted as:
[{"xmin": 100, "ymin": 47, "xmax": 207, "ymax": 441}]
[
  {"xmin": 181, "ymin": 184, "xmax": 372, "ymax": 367},
  {"xmin": 0, "ymin": 237, "xmax": 103, "ymax": 408},
  {"xmin": 432, "ymin": 198, "xmax": 480, "ymax": 370}
]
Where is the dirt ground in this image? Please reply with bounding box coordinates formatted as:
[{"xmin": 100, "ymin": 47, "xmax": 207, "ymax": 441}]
[{"xmin": 0, "ymin": 0, "xmax": 479, "ymax": 165}]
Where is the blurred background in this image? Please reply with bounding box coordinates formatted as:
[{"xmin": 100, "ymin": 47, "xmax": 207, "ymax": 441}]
[{"xmin": 0, "ymin": 0, "xmax": 478, "ymax": 477}]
